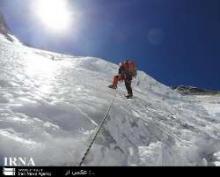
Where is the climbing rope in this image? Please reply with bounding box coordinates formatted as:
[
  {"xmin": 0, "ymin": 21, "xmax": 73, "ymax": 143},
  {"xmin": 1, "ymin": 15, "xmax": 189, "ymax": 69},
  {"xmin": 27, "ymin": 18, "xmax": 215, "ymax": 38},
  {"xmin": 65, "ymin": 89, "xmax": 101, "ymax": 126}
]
[{"xmin": 79, "ymin": 90, "xmax": 117, "ymax": 166}]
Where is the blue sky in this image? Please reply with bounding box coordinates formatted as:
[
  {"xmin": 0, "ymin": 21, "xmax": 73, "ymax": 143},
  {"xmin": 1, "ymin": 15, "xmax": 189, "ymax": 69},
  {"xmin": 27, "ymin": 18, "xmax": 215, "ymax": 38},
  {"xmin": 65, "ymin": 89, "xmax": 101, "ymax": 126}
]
[{"xmin": 1, "ymin": 0, "xmax": 220, "ymax": 90}]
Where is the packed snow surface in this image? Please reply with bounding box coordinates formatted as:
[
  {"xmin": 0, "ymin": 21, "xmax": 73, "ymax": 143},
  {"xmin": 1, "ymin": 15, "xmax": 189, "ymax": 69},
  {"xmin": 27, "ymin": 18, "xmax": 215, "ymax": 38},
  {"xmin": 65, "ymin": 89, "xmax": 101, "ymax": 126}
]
[{"xmin": 0, "ymin": 34, "xmax": 220, "ymax": 166}]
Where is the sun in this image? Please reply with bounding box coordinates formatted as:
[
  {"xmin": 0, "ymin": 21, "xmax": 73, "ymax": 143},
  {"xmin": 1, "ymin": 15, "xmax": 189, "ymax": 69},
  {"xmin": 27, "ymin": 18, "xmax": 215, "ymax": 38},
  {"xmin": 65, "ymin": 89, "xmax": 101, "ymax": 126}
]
[{"xmin": 35, "ymin": 0, "xmax": 72, "ymax": 32}]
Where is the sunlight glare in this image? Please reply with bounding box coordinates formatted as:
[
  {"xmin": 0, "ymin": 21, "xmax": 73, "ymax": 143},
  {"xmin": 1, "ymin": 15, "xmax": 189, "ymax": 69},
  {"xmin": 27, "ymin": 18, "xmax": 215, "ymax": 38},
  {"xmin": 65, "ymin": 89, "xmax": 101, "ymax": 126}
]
[{"xmin": 35, "ymin": 0, "xmax": 72, "ymax": 32}]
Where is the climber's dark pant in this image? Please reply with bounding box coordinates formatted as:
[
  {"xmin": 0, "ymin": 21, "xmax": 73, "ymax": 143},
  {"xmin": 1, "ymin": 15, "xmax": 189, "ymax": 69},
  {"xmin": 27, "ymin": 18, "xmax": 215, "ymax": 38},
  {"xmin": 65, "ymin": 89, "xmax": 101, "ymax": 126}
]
[
  {"xmin": 124, "ymin": 72, "xmax": 133, "ymax": 96},
  {"xmin": 125, "ymin": 79, "xmax": 133, "ymax": 96},
  {"xmin": 112, "ymin": 71, "xmax": 133, "ymax": 96}
]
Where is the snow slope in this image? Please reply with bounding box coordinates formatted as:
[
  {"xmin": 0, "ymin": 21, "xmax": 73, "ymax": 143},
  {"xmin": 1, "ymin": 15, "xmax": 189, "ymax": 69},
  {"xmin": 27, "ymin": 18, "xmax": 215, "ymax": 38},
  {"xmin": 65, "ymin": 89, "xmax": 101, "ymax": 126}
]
[{"xmin": 0, "ymin": 36, "xmax": 220, "ymax": 166}]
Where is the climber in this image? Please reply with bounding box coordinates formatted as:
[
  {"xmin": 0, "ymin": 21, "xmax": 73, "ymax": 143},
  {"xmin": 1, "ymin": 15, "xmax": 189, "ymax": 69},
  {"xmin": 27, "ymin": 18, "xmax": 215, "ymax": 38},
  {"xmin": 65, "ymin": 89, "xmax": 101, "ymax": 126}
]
[{"xmin": 108, "ymin": 59, "xmax": 137, "ymax": 99}]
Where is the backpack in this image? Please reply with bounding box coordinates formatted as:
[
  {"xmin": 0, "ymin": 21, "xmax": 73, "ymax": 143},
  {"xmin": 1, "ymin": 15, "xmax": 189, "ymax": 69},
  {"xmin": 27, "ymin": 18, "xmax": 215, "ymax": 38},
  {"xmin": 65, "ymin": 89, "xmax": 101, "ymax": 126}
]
[{"xmin": 123, "ymin": 60, "xmax": 137, "ymax": 77}]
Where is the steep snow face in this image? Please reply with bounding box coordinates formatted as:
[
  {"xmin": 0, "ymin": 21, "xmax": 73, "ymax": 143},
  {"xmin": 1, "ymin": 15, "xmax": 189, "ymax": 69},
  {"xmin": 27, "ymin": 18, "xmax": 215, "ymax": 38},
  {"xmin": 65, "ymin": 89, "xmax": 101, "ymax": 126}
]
[{"xmin": 0, "ymin": 39, "xmax": 220, "ymax": 166}]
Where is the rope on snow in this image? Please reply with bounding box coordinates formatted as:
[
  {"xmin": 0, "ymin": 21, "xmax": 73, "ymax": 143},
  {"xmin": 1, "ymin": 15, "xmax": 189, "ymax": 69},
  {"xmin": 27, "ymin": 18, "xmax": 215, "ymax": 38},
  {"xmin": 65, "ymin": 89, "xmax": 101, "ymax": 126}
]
[{"xmin": 79, "ymin": 90, "xmax": 117, "ymax": 166}]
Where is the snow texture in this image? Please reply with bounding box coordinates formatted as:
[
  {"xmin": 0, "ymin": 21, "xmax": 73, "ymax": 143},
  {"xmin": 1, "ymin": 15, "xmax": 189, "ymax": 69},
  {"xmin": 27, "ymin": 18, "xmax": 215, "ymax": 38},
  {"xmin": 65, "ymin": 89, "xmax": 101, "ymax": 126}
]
[{"xmin": 0, "ymin": 34, "xmax": 220, "ymax": 166}]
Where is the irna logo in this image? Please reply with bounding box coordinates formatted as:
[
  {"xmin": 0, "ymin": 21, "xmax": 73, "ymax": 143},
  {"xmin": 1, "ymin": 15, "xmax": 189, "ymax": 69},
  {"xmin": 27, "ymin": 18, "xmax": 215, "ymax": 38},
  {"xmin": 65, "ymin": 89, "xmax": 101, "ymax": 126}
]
[{"xmin": 4, "ymin": 157, "xmax": 35, "ymax": 166}]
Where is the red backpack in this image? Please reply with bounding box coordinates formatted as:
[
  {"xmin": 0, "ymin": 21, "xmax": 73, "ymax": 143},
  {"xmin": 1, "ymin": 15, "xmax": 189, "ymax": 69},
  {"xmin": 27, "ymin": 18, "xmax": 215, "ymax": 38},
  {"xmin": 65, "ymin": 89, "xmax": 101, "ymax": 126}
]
[{"xmin": 123, "ymin": 60, "xmax": 137, "ymax": 77}]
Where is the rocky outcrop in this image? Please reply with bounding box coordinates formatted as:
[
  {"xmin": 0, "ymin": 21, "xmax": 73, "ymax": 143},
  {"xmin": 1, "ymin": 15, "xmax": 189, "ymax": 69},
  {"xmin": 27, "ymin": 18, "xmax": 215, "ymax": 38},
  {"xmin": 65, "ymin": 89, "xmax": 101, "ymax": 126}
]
[
  {"xmin": 0, "ymin": 11, "xmax": 14, "ymax": 42},
  {"xmin": 172, "ymin": 85, "xmax": 220, "ymax": 95}
]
